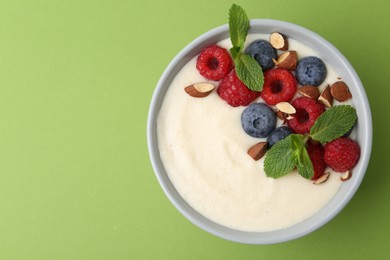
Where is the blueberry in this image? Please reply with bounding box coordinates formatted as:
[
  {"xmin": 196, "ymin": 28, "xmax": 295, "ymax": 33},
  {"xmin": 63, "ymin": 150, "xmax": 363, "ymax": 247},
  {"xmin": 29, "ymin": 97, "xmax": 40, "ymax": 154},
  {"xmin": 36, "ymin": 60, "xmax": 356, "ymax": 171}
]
[
  {"xmin": 241, "ymin": 103, "xmax": 276, "ymax": 138},
  {"xmin": 266, "ymin": 126, "xmax": 293, "ymax": 148},
  {"xmin": 245, "ymin": 40, "xmax": 277, "ymax": 70},
  {"xmin": 296, "ymin": 56, "xmax": 327, "ymax": 86}
]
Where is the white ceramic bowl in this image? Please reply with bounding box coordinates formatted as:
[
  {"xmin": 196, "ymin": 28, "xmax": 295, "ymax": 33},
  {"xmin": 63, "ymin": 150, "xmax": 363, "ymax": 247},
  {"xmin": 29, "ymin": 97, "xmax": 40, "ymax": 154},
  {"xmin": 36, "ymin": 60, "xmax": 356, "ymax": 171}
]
[{"xmin": 147, "ymin": 19, "xmax": 372, "ymax": 244}]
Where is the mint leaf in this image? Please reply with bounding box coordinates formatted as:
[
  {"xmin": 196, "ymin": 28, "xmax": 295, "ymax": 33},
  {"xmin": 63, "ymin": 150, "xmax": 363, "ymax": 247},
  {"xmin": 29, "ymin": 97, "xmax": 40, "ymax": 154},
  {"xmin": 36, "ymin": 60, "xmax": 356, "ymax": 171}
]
[
  {"xmin": 290, "ymin": 134, "xmax": 313, "ymax": 179},
  {"xmin": 310, "ymin": 105, "xmax": 357, "ymax": 144},
  {"xmin": 235, "ymin": 53, "xmax": 264, "ymax": 91},
  {"xmin": 264, "ymin": 135, "xmax": 296, "ymax": 179},
  {"xmin": 230, "ymin": 46, "xmax": 241, "ymax": 60},
  {"xmin": 290, "ymin": 135, "xmax": 313, "ymax": 179},
  {"xmin": 296, "ymin": 149, "xmax": 314, "ymax": 179},
  {"xmin": 228, "ymin": 4, "xmax": 249, "ymax": 59}
]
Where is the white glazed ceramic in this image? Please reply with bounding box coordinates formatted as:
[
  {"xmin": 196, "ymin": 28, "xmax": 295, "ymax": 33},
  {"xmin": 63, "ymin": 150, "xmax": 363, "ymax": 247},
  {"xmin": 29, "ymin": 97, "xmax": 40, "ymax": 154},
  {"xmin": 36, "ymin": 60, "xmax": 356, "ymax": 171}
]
[{"xmin": 147, "ymin": 19, "xmax": 372, "ymax": 244}]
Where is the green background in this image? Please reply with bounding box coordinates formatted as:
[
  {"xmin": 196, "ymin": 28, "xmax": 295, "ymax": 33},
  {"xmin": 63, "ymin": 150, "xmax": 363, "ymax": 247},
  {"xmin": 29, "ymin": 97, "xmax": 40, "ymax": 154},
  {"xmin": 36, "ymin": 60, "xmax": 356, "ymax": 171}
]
[{"xmin": 0, "ymin": 0, "xmax": 388, "ymax": 259}]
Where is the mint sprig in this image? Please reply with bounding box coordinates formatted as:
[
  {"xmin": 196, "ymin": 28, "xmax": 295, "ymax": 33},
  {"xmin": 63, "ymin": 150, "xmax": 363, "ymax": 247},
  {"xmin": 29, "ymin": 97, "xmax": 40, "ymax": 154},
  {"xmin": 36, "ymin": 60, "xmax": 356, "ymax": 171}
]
[
  {"xmin": 264, "ymin": 105, "xmax": 357, "ymax": 179},
  {"xmin": 264, "ymin": 135, "xmax": 296, "ymax": 179},
  {"xmin": 228, "ymin": 4, "xmax": 263, "ymax": 91},
  {"xmin": 265, "ymin": 134, "xmax": 314, "ymax": 179}
]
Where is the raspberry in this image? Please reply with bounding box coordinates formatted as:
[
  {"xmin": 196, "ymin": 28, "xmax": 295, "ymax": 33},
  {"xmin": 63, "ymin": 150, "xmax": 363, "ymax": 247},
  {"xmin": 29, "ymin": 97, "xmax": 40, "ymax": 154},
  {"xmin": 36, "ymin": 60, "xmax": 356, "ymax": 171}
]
[
  {"xmin": 217, "ymin": 70, "xmax": 260, "ymax": 107},
  {"xmin": 287, "ymin": 97, "xmax": 325, "ymax": 134},
  {"xmin": 261, "ymin": 68, "xmax": 297, "ymax": 105},
  {"xmin": 324, "ymin": 137, "xmax": 360, "ymax": 172},
  {"xmin": 306, "ymin": 141, "xmax": 326, "ymax": 180},
  {"xmin": 196, "ymin": 45, "xmax": 233, "ymax": 81}
]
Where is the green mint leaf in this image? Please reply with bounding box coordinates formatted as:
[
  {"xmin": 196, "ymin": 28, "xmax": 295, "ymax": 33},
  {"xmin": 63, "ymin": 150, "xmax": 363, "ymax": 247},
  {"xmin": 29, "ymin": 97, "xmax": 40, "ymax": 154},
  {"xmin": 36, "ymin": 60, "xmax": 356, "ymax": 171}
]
[
  {"xmin": 264, "ymin": 135, "xmax": 296, "ymax": 179},
  {"xmin": 235, "ymin": 53, "xmax": 264, "ymax": 91},
  {"xmin": 290, "ymin": 135, "xmax": 314, "ymax": 179},
  {"xmin": 296, "ymin": 147, "xmax": 314, "ymax": 179},
  {"xmin": 310, "ymin": 105, "xmax": 357, "ymax": 144},
  {"xmin": 230, "ymin": 46, "xmax": 241, "ymax": 60},
  {"xmin": 228, "ymin": 4, "xmax": 249, "ymax": 57}
]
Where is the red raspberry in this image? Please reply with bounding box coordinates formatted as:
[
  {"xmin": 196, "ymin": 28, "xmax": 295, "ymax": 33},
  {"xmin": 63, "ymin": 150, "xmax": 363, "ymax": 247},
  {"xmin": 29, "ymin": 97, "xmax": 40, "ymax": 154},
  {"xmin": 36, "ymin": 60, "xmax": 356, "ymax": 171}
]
[
  {"xmin": 261, "ymin": 68, "xmax": 297, "ymax": 105},
  {"xmin": 287, "ymin": 97, "xmax": 325, "ymax": 134},
  {"xmin": 196, "ymin": 45, "xmax": 233, "ymax": 81},
  {"xmin": 324, "ymin": 137, "xmax": 360, "ymax": 172},
  {"xmin": 306, "ymin": 141, "xmax": 326, "ymax": 180},
  {"xmin": 217, "ymin": 70, "xmax": 260, "ymax": 107}
]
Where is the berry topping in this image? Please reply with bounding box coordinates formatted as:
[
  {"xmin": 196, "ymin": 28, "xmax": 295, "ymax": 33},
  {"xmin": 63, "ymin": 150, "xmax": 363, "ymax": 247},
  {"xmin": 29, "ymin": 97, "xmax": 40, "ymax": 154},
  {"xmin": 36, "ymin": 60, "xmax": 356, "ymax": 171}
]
[
  {"xmin": 287, "ymin": 97, "xmax": 325, "ymax": 134},
  {"xmin": 324, "ymin": 137, "xmax": 360, "ymax": 172},
  {"xmin": 217, "ymin": 69, "xmax": 260, "ymax": 107},
  {"xmin": 261, "ymin": 68, "xmax": 297, "ymax": 105},
  {"xmin": 196, "ymin": 45, "xmax": 233, "ymax": 81},
  {"xmin": 296, "ymin": 56, "xmax": 327, "ymax": 86},
  {"xmin": 245, "ymin": 39, "xmax": 277, "ymax": 70},
  {"xmin": 241, "ymin": 102, "xmax": 276, "ymax": 138},
  {"xmin": 266, "ymin": 126, "xmax": 293, "ymax": 148},
  {"xmin": 306, "ymin": 141, "xmax": 326, "ymax": 180}
]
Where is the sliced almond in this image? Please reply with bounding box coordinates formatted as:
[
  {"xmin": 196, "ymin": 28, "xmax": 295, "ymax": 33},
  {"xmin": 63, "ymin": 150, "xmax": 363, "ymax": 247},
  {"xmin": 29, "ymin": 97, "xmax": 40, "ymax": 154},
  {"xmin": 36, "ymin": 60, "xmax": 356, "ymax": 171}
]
[
  {"xmin": 313, "ymin": 172, "xmax": 330, "ymax": 185},
  {"xmin": 270, "ymin": 32, "xmax": 288, "ymax": 50},
  {"xmin": 330, "ymin": 81, "xmax": 352, "ymax": 102},
  {"xmin": 276, "ymin": 110, "xmax": 288, "ymax": 124},
  {"xmin": 318, "ymin": 84, "xmax": 333, "ymax": 108},
  {"xmin": 340, "ymin": 170, "xmax": 352, "ymax": 182},
  {"xmin": 184, "ymin": 83, "xmax": 215, "ymax": 98},
  {"xmin": 274, "ymin": 51, "xmax": 297, "ymax": 70},
  {"xmin": 298, "ymin": 85, "xmax": 320, "ymax": 99},
  {"xmin": 276, "ymin": 102, "xmax": 296, "ymax": 114},
  {"xmin": 247, "ymin": 142, "xmax": 267, "ymax": 161},
  {"xmin": 276, "ymin": 110, "xmax": 287, "ymax": 120}
]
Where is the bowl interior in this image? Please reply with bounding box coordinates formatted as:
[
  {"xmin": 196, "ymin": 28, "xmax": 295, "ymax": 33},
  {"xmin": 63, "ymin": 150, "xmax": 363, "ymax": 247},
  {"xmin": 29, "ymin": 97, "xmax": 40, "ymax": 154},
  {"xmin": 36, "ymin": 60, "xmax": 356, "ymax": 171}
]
[{"xmin": 147, "ymin": 19, "xmax": 372, "ymax": 244}]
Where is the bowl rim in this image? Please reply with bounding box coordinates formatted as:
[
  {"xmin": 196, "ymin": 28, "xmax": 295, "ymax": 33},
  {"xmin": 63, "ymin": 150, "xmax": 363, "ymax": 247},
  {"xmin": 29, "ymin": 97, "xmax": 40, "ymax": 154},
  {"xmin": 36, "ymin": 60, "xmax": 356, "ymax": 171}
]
[{"xmin": 147, "ymin": 19, "xmax": 372, "ymax": 244}]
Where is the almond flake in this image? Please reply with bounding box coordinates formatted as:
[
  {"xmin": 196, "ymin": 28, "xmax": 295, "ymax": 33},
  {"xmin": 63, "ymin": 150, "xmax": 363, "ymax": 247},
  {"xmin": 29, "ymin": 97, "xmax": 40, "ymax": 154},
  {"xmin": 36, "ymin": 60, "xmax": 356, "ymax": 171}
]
[
  {"xmin": 270, "ymin": 32, "xmax": 288, "ymax": 50},
  {"xmin": 298, "ymin": 85, "xmax": 320, "ymax": 99},
  {"xmin": 276, "ymin": 110, "xmax": 287, "ymax": 120},
  {"xmin": 318, "ymin": 84, "xmax": 333, "ymax": 108},
  {"xmin": 274, "ymin": 51, "xmax": 297, "ymax": 70},
  {"xmin": 276, "ymin": 102, "xmax": 296, "ymax": 114},
  {"xmin": 247, "ymin": 142, "xmax": 267, "ymax": 161},
  {"xmin": 330, "ymin": 81, "xmax": 352, "ymax": 102},
  {"xmin": 184, "ymin": 83, "xmax": 215, "ymax": 98},
  {"xmin": 314, "ymin": 172, "xmax": 330, "ymax": 185},
  {"xmin": 340, "ymin": 170, "xmax": 352, "ymax": 182}
]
